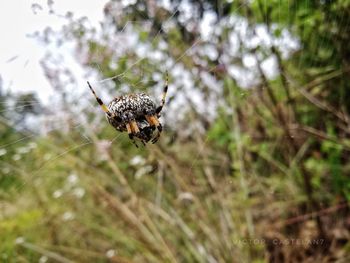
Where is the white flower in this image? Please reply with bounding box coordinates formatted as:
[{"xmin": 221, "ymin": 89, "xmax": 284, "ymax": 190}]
[
  {"xmin": 177, "ymin": 192, "xmax": 194, "ymax": 202},
  {"xmin": 135, "ymin": 165, "xmax": 153, "ymax": 179},
  {"xmin": 28, "ymin": 142, "xmax": 37, "ymax": 149},
  {"xmin": 62, "ymin": 212, "xmax": 75, "ymax": 221},
  {"xmin": 67, "ymin": 174, "xmax": 78, "ymax": 185},
  {"xmin": 96, "ymin": 140, "xmax": 111, "ymax": 161},
  {"xmin": 130, "ymin": 155, "xmax": 145, "ymax": 166},
  {"xmin": 106, "ymin": 249, "xmax": 117, "ymax": 258},
  {"xmin": 43, "ymin": 153, "xmax": 52, "ymax": 160},
  {"xmin": 15, "ymin": 237, "xmax": 25, "ymax": 244},
  {"xmin": 2, "ymin": 168, "xmax": 10, "ymax": 174},
  {"xmin": 73, "ymin": 187, "xmax": 85, "ymax": 198},
  {"xmin": 17, "ymin": 147, "xmax": 30, "ymax": 154},
  {"xmin": 39, "ymin": 256, "xmax": 48, "ymax": 263},
  {"xmin": 0, "ymin": 148, "xmax": 7, "ymax": 156},
  {"xmin": 53, "ymin": 190, "xmax": 63, "ymax": 199},
  {"xmin": 12, "ymin": 154, "xmax": 21, "ymax": 161}
]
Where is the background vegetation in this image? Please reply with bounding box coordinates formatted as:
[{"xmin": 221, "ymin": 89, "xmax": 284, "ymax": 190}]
[{"xmin": 1, "ymin": 0, "xmax": 350, "ymax": 262}]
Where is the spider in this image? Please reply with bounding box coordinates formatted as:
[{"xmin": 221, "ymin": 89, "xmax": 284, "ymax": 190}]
[{"xmin": 87, "ymin": 72, "xmax": 168, "ymax": 147}]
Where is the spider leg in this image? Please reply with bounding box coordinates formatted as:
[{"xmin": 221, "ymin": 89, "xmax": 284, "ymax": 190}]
[
  {"xmin": 130, "ymin": 120, "xmax": 140, "ymax": 134},
  {"xmin": 130, "ymin": 120, "xmax": 147, "ymax": 146},
  {"xmin": 126, "ymin": 123, "xmax": 139, "ymax": 148},
  {"xmin": 155, "ymin": 71, "xmax": 168, "ymax": 115},
  {"xmin": 145, "ymin": 115, "xmax": 162, "ymax": 143},
  {"xmin": 151, "ymin": 133, "xmax": 161, "ymax": 144},
  {"xmin": 87, "ymin": 81, "xmax": 113, "ymax": 117},
  {"xmin": 129, "ymin": 120, "xmax": 149, "ymax": 147}
]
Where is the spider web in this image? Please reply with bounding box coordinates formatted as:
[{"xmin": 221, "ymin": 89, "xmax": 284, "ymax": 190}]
[
  {"xmin": 0, "ymin": 2, "xmax": 212, "ymax": 192},
  {"xmin": 1, "ymin": 1, "xmax": 349, "ymax": 260},
  {"xmin": 0, "ymin": 0, "xmax": 300, "ymax": 192}
]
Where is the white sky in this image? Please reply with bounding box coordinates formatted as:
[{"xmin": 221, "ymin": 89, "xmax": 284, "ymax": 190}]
[{"xmin": 0, "ymin": 0, "xmax": 109, "ymax": 102}]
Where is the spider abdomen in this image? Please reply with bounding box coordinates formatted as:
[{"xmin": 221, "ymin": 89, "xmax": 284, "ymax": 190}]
[
  {"xmin": 87, "ymin": 71, "xmax": 167, "ymax": 146},
  {"xmin": 108, "ymin": 93, "xmax": 157, "ymax": 117},
  {"xmin": 106, "ymin": 93, "xmax": 157, "ymax": 132}
]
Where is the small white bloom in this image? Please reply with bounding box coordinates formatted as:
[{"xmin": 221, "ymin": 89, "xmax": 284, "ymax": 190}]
[
  {"xmin": 130, "ymin": 155, "xmax": 145, "ymax": 166},
  {"xmin": 106, "ymin": 249, "xmax": 117, "ymax": 258},
  {"xmin": 0, "ymin": 148, "xmax": 7, "ymax": 156},
  {"xmin": 67, "ymin": 174, "xmax": 78, "ymax": 185},
  {"xmin": 15, "ymin": 237, "xmax": 25, "ymax": 244},
  {"xmin": 177, "ymin": 192, "xmax": 194, "ymax": 202},
  {"xmin": 39, "ymin": 256, "xmax": 48, "ymax": 263},
  {"xmin": 2, "ymin": 167, "xmax": 10, "ymax": 174},
  {"xmin": 43, "ymin": 153, "xmax": 52, "ymax": 160},
  {"xmin": 135, "ymin": 165, "xmax": 153, "ymax": 179},
  {"xmin": 12, "ymin": 154, "xmax": 21, "ymax": 161},
  {"xmin": 17, "ymin": 147, "xmax": 30, "ymax": 154},
  {"xmin": 53, "ymin": 190, "xmax": 63, "ymax": 199},
  {"xmin": 28, "ymin": 142, "xmax": 37, "ymax": 149},
  {"xmin": 73, "ymin": 187, "xmax": 85, "ymax": 198},
  {"xmin": 62, "ymin": 211, "xmax": 74, "ymax": 221},
  {"xmin": 96, "ymin": 140, "xmax": 111, "ymax": 161}
]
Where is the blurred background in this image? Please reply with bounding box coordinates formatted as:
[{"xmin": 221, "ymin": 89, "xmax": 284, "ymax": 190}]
[{"xmin": 1, "ymin": 0, "xmax": 350, "ymax": 262}]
